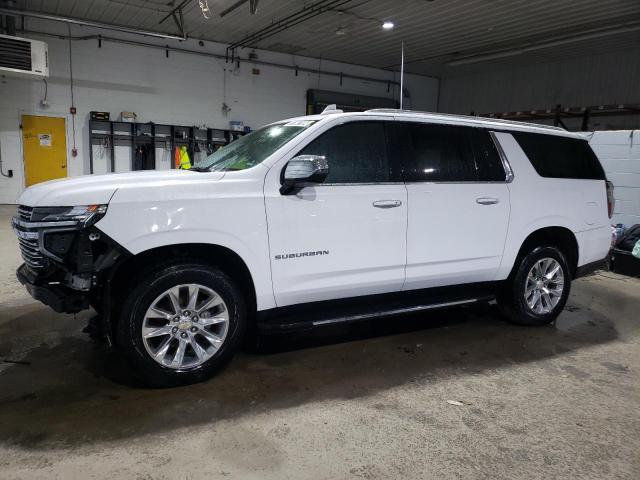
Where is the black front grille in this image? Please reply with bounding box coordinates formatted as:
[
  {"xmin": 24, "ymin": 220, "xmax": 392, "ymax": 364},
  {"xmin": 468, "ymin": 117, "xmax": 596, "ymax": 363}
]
[
  {"xmin": 17, "ymin": 235, "xmax": 49, "ymax": 270},
  {"xmin": 14, "ymin": 206, "xmax": 48, "ymax": 270},
  {"xmin": 17, "ymin": 205, "xmax": 32, "ymax": 221},
  {"xmin": 0, "ymin": 36, "xmax": 32, "ymax": 71}
]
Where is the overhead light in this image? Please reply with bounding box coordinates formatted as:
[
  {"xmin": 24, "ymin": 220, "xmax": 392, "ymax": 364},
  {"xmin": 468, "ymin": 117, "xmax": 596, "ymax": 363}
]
[
  {"xmin": 199, "ymin": 0, "xmax": 211, "ymax": 19},
  {"xmin": 449, "ymin": 49, "xmax": 523, "ymax": 66},
  {"xmin": 448, "ymin": 21, "xmax": 640, "ymax": 66},
  {"xmin": 382, "ymin": 21, "xmax": 394, "ymax": 30}
]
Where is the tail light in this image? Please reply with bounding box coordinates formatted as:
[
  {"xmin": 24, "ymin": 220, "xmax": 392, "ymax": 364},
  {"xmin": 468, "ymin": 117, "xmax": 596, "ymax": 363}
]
[{"xmin": 606, "ymin": 180, "xmax": 615, "ymax": 219}]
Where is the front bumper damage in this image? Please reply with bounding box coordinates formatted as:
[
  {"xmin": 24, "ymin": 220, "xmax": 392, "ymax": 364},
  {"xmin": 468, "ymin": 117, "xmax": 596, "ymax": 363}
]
[
  {"xmin": 12, "ymin": 208, "xmax": 128, "ymax": 315},
  {"xmin": 16, "ymin": 264, "xmax": 89, "ymax": 313}
]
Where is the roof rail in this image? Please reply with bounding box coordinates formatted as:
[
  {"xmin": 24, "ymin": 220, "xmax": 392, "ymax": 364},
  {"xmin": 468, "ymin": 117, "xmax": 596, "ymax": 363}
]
[
  {"xmin": 365, "ymin": 108, "xmax": 566, "ymax": 132},
  {"xmin": 321, "ymin": 104, "xmax": 344, "ymax": 115}
]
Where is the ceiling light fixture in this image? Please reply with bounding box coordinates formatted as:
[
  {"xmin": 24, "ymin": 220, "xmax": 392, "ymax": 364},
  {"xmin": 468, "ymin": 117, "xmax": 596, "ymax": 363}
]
[
  {"xmin": 448, "ymin": 21, "xmax": 640, "ymax": 66},
  {"xmin": 199, "ymin": 0, "xmax": 211, "ymax": 19},
  {"xmin": 382, "ymin": 21, "xmax": 394, "ymax": 30}
]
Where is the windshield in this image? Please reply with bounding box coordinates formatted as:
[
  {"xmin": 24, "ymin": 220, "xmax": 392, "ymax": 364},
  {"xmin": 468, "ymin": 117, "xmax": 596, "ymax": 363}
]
[{"xmin": 194, "ymin": 120, "xmax": 317, "ymax": 172}]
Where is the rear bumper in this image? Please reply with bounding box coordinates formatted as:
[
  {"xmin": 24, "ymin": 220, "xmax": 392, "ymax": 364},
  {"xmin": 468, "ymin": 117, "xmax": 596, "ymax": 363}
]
[
  {"xmin": 575, "ymin": 257, "xmax": 609, "ymax": 279},
  {"xmin": 17, "ymin": 264, "xmax": 89, "ymax": 314}
]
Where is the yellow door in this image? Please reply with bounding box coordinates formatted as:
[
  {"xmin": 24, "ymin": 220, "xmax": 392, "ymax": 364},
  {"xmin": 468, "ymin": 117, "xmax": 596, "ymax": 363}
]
[{"xmin": 21, "ymin": 115, "xmax": 68, "ymax": 187}]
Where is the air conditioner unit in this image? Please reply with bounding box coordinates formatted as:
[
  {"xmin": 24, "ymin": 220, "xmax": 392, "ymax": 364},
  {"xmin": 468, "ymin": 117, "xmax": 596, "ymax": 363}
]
[{"xmin": 0, "ymin": 34, "xmax": 49, "ymax": 79}]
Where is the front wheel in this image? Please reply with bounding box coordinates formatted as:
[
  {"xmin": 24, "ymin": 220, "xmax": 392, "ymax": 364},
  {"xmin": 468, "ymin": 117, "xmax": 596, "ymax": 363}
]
[
  {"xmin": 117, "ymin": 262, "xmax": 247, "ymax": 387},
  {"xmin": 498, "ymin": 246, "xmax": 571, "ymax": 326}
]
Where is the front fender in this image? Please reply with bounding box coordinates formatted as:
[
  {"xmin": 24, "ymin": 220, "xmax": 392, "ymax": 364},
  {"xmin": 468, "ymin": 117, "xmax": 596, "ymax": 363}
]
[{"xmin": 95, "ymin": 188, "xmax": 275, "ymax": 310}]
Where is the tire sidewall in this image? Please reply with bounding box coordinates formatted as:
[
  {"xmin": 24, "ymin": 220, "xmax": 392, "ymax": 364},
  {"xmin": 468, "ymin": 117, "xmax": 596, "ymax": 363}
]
[
  {"xmin": 118, "ymin": 263, "xmax": 246, "ymax": 387},
  {"xmin": 509, "ymin": 246, "xmax": 571, "ymax": 325}
]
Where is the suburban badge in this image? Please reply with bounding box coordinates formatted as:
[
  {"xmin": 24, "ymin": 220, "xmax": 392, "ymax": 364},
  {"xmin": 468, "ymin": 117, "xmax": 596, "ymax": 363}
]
[{"xmin": 275, "ymin": 250, "xmax": 330, "ymax": 260}]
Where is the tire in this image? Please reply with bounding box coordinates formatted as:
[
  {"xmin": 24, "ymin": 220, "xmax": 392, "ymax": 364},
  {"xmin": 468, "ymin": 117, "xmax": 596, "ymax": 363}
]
[
  {"xmin": 117, "ymin": 261, "xmax": 247, "ymax": 387},
  {"xmin": 497, "ymin": 246, "xmax": 571, "ymax": 326}
]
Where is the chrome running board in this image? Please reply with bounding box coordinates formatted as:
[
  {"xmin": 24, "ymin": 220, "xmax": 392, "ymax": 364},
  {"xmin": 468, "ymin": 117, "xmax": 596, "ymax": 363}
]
[{"xmin": 312, "ymin": 298, "xmax": 481, "ymax": 326}]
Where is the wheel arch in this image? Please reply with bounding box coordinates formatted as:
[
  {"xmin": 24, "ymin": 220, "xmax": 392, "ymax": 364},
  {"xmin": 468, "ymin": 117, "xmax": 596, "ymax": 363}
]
[
  {"xmin": 508, "ymin": 226, "xmax": 579, "ymax": 279},
  {"xmin": 105, "ymin": 243, "xmax": 257, "ymax": 338}
]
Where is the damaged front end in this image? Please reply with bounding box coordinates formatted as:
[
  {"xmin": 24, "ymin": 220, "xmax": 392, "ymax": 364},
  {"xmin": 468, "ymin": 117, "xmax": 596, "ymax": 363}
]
[{"xmin": 12, "ymin": 204, "xmax": 127, "ymax": 315}]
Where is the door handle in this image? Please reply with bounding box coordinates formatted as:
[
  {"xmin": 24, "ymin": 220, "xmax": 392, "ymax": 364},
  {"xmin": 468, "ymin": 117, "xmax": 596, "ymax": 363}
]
[
  {"xmin": 373, "ymin": 200, "xmax": 402, "ymax": 209},
  {"xmin": 476, "ymin": 197, "xmax": 499, "ymax": 205}
]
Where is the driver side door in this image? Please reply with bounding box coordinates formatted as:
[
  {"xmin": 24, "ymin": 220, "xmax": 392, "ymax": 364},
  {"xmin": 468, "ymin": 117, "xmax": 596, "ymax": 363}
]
[{"xmin": 264, "ymin": 119, "xmax": 408, "ymax": 307}]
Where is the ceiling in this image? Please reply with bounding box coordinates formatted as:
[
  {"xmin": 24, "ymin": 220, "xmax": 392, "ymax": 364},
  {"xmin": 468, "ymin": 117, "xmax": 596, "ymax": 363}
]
[{"xmin": 12, "ymin": 0, "xmax": 640, "ymax": 76}]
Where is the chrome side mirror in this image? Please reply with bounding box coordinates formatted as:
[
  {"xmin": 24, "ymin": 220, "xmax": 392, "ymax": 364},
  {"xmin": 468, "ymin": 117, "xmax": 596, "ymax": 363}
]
[{"xmin": 280, "ymin": 155, "xmax": 329, "ymax": 195}]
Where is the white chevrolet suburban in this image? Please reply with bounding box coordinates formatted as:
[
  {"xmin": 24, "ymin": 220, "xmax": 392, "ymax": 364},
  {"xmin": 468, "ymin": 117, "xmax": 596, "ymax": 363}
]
[{"xmin": 13, "ymin": 108, "xmax": 613, "ymax": 386}]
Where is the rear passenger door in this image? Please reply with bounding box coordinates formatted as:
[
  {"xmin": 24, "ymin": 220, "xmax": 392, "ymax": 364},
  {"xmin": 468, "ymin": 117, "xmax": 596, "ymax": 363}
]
[{"xmin": 393, "ymin": 122, "xmax": 511, "ymax": 290}]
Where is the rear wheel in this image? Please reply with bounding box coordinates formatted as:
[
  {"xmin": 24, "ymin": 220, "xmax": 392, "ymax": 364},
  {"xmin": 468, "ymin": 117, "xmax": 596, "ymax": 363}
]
[
  {"xmin": 117, "ymin": 262, "xmax": 246, "ymax": 387},
  {"xmin": 498, "ymin": 246, "xmax": 571, "ymax": 326}
]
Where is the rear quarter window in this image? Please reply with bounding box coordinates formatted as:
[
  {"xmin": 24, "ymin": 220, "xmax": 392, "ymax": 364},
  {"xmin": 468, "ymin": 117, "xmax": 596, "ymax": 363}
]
[{"xmin": 512, "ymin": 132, "xmax": 605, "ymax": 180}]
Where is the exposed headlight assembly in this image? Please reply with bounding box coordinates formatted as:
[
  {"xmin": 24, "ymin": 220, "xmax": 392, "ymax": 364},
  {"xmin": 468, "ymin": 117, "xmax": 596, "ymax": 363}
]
[{"xmin": 32, "ymin": 204, "xmax": 108, "ymax": 227}]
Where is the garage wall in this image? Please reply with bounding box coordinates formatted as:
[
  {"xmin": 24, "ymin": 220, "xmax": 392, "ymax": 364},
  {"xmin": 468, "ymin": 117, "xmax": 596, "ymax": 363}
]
[
  {"xmin": 438, "ymin": 49, "xmax": 640, "ymax": 129},
  {"xmin": 0, "ymin": 19, "xmax": 439, "ymax": 204},
  {"xmin": 590, "ymin": 130, "xmax": 640, "ymax": 226}
]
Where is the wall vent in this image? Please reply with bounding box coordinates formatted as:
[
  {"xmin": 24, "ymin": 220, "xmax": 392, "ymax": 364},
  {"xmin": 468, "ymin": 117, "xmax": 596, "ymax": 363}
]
[{"xmin": 0, "ymin": 34, "xmax": 48, "ymax": 78}]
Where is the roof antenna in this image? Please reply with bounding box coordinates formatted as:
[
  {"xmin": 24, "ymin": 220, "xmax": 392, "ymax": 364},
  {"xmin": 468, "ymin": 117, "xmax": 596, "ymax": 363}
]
[{"xmin": 399, "ymin": 41, "xmax": 404, "ymax": 110}]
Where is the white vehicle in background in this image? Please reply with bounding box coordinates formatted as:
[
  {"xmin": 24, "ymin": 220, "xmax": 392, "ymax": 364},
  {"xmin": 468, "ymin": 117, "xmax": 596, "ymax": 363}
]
[{"xmin": 12, "ymin": 107, "xmax": 613, "ymax": 386}]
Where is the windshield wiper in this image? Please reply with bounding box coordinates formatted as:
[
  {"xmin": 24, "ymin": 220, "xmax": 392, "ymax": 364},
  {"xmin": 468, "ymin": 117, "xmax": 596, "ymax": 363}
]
[{"xmin": 189, "ymin": 166, "xmax": 211, "ymax": 172}]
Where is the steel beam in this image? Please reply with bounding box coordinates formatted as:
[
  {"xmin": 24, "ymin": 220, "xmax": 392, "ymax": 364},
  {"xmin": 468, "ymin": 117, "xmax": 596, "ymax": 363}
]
[{"xmin": 0, "ymin": 7, "xmax": 186, "ymax": 40}]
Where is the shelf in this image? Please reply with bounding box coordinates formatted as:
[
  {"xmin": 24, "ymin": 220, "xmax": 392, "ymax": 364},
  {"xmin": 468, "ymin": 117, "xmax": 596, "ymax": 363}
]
[
  {"xmin": 479, "ymin": 102, "xmax": 640, "ymax": 131},
  {"xmin": 89, "ymin": 119, "xmax": 251, "ymax": 174}
]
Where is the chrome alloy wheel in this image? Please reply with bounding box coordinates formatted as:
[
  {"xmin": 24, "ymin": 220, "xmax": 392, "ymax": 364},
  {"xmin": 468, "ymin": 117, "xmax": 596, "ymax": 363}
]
[
  {"xmin": 524, "ymin": 258, "xmax": 565, "ymax": 315},
  {"xmin": 142, "ymin": 284, "xmax": 229, "ymax": 370}
]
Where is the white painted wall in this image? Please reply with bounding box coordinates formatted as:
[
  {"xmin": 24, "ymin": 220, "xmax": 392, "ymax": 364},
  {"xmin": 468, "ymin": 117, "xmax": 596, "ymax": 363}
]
[
  {"xmin": 0, "ymin": 19, "xmax": 439, "ymax": 204},
  {"xmin": 590, "ymin": 130, "xmax": 640, "ymax": 226},
  {"xmin": 438, "ymin": 49, "xmax": 640, "ymax": 130},
  {"xmin": 433, "ymin": 47, "xmax": 640, "ymax": 226}
]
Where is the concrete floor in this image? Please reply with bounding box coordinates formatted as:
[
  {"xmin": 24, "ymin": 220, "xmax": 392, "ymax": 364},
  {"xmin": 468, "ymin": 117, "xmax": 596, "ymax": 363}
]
[{"xmin": 0, "ymin": 204, "xmax": 639, "ymax": 480}]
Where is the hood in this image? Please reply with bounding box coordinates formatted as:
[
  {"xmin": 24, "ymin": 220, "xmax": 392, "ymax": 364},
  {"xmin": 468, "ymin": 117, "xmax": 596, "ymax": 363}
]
[{"xmin": 17, "ymin": 170, "xmax": 225, "ymax": 207}]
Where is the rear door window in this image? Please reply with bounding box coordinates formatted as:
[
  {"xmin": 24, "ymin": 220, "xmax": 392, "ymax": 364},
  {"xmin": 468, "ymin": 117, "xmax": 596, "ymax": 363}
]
[
  {"xmin": 394, "ymin": 122, "xmax": 507, "ymax": 182},
  {"xmin": 512, "ymin": 132, "xmax": 605, "ymax": 180},
  {"xmin": 468, "ymin": 129, "xmax": 507, "ymax": 181},
  {"xmin": 401, "ymin": 123, "xmax": 477, "ymax": 182}
]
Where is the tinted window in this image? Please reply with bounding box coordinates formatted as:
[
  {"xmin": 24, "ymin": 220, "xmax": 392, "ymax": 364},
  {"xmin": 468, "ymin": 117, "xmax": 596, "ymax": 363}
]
[
  {"xmin": 468, "ymin": 129, "xmax": 506, "ymax": 181},
  {"xmin": 399, "ymin": 123, "xmax": 506, "ymax": 182},
  {"xmin": 298, "ymin": 122, "xmax": 390, "ymax": 183},
  {"xmin": 402, "ymin": 123, "xmax": 477, "ymax": 182},
  {"xmin": 512, "ymin": 132, "xmax": 605, "ymax": 180}
]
